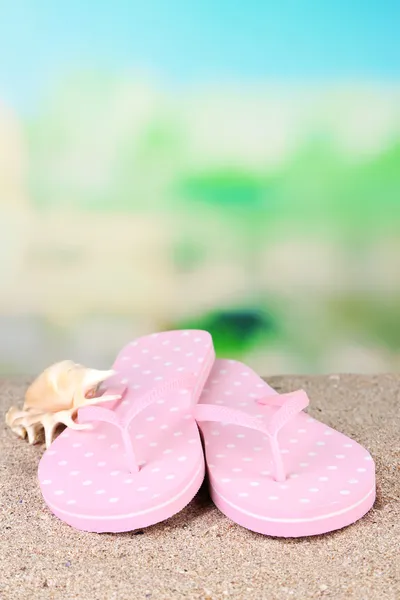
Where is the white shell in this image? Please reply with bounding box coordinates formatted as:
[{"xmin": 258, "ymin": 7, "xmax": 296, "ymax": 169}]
[{"xmin": 5, "ymin": 361, "xmax": 119, "ymax": 448}]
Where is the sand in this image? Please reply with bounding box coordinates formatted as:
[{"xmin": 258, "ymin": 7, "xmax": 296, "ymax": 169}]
[{"xmin": 0, "ymin": 374, "xmax": 399, "ymax": 600}]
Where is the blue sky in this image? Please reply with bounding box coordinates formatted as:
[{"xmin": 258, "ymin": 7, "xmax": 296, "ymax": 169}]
[{"xmin": 0, "ymin": 1, "xmax": 399, "ymax": 110}]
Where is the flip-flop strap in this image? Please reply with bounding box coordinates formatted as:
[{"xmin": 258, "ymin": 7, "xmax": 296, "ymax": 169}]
[
  {"xmin": 78, "ymin": 374, "xmax": 196, "ymax": 473},
  {"xmin": 194, "ymin": 389, "xmax": 309, "ymax": 482}
]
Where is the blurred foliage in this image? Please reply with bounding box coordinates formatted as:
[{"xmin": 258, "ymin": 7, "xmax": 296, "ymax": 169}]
[
  {"xmin": 1, "ymin": 75, "xmax": 400, "ymax": 373},
  {"xmin": 175, "ymin": 308, "xmax": 278, "ymax": 358}
]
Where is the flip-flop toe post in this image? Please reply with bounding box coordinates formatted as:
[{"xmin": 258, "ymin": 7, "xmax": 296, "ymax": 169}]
[
  {"xmin": 38, "ymin": 330, "xmax": 215, "ymax": 532},
  {"xmin": 195, "ymin": 359, "xmax": 376, "ymax": 537}
]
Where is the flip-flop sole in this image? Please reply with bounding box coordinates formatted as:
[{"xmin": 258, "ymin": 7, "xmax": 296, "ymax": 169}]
[
  {"xmin": 210, "ymin": 481, "xmax": 375, "ymax": 537},
  {"xmin": 39, "ymin": 330, "xmax": 214, "ymax": 532},
  {"xmin": 44, "ymin": 458, "xmax": 205, "ymax": 533},
  {"xmin": 198, "ymin": 359, "xmax": 376, "ymax": 537}
]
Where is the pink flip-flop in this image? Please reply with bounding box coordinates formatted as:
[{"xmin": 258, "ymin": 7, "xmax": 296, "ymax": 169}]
[
  {"xmin": 194, "ymin": 359, "xmax": 376, "ymax": 537},
  {"xmin": 38, "ymin": 330, "xmax": 215, "ymax": 532}
]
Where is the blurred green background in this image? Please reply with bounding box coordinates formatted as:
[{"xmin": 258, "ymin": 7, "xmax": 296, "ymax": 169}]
[{"xmin": 0, "ymin": 2, "xmax": 399, "ymax": 375}]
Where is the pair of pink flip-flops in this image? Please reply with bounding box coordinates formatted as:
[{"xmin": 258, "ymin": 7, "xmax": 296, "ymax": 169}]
[{"xmin": 39, "ymin": 331, "xmax": 376, "ymax": 537}]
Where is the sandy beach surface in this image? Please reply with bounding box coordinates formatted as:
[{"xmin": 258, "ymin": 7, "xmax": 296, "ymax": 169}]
[{"xmin": 1, "ymin": 374, "xmax": 399, "ymax": 600}]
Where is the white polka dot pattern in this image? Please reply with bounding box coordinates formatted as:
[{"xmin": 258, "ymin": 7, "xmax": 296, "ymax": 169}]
[
  {"xmin": 197, "ymin": 359, "xmax": 376, "ymax": 530},
  {"xmin": 38, "ymin": 330, "xmax": 214, "ymax": 532}
]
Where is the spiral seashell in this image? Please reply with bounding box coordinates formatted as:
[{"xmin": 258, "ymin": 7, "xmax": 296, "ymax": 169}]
[{"xmin": 5, "ymin": 361, "xmax": 120, "ymax": 448}]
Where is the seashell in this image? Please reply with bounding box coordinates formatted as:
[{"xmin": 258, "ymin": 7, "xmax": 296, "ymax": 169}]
[{"xmin": 5, "ymin": 360, "xmax": 121, "ymax": 448}]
